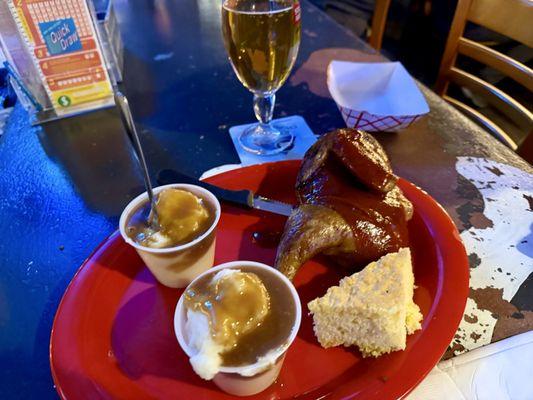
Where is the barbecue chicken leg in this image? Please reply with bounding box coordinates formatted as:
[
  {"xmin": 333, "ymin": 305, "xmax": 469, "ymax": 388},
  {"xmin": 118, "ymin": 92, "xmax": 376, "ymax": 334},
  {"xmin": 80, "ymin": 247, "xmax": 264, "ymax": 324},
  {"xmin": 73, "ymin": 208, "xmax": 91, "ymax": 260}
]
[{"xmin": 275, "ymin": 129, "xmax": 413, "ymax": 280}]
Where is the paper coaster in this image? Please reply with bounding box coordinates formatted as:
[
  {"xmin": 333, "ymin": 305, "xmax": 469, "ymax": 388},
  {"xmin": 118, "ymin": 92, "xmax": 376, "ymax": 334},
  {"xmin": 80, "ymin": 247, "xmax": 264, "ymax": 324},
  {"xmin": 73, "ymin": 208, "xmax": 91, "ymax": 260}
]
[{"xmin": 228, "ymin": 115, "xmax": 317, "ymax": 166}]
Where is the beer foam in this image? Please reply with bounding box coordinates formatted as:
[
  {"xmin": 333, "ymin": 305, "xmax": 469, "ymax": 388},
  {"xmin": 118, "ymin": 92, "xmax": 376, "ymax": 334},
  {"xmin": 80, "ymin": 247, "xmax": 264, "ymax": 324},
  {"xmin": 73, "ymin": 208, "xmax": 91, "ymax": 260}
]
[{"xmin": 222, "ymin": 3, "xmax": 292, "ymax": 15}]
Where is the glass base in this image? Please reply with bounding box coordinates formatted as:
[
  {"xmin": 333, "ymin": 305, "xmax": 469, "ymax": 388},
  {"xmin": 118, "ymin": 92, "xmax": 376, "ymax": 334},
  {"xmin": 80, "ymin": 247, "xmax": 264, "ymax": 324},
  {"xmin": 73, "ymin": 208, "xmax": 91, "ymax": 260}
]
[{"xmin": 238, "ymin": 123, "xmax": 294, "ymax": 155}]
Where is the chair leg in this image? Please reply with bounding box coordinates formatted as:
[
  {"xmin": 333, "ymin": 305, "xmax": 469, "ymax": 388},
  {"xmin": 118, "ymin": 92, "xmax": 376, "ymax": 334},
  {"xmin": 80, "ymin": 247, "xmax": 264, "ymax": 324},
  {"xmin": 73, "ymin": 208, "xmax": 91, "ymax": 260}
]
[
  {"xmin": 369, "ymin": 0, "xmax": 391, "ymax": 50},
  {"xmin": 517, "ymin": 130, "xmax": 533, "ymax": 164}
]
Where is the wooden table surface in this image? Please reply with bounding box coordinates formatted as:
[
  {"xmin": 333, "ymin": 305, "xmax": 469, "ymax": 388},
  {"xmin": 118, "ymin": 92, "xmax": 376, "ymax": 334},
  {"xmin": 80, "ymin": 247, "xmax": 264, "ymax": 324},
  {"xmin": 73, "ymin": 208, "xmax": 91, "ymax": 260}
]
[{"xmin": 0, "ymin": 0, "xmax": 531, "ymax": 397}]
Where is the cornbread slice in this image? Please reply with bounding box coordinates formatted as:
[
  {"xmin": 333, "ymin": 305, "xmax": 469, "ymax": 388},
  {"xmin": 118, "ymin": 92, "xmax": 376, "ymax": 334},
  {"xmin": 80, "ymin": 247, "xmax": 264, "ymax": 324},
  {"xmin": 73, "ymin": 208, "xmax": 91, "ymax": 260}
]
[{"xmin": 308, "ymin": 248, "xmax": 422, "ymax": 357}]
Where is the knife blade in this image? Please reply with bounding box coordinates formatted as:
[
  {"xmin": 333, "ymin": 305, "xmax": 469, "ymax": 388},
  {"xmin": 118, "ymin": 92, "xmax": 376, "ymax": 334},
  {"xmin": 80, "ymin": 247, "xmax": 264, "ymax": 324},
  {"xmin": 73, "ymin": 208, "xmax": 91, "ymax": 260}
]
[{"xmin": 156, "ymin": 169, "xmax": 294, "ymax": 216}]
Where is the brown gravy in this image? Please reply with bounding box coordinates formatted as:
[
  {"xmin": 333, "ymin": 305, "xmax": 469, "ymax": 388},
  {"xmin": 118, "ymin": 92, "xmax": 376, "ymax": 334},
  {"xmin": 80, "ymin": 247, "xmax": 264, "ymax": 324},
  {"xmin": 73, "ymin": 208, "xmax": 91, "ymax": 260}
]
[
  {"xmin": 298, "ymin": 154, "xmax": 409, "ymax": 267},
  {"xmin": 185, "ymin": 266, "xmax": 296, "ymax": 367},
  {"xmin": 126, "ymin": 190, "xmax": 216, "ymax": 248}
]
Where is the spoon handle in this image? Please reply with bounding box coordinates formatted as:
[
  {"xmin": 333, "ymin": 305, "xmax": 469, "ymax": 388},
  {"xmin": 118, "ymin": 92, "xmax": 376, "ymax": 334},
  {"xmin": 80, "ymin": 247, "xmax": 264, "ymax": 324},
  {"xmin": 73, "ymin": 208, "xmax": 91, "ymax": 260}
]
[{"xmin": 114, "ymin": 91, "xmax": 158, "ymax": 215}]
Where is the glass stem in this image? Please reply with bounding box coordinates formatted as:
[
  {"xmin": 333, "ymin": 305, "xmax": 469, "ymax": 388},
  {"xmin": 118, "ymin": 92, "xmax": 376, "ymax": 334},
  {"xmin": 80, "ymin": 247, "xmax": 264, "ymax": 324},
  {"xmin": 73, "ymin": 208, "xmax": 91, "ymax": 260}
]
[{"xmin": 253, "ymin": 93, "xmax": 275, "ymax": 126}]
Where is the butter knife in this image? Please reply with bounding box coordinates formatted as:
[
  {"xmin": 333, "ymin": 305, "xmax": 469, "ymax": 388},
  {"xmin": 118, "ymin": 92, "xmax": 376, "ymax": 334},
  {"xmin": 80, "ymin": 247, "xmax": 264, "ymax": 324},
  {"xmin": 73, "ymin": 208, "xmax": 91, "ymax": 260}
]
[{"xmin": 157, "ymin": 169, "xmax": 293, "ymax": 216}]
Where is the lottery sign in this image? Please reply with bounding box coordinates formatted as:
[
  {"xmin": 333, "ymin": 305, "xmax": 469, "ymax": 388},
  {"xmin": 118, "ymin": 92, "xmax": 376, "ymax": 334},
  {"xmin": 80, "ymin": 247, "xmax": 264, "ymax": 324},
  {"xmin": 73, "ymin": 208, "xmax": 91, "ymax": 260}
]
[{"xmin": 8, "ymin": 0, "xmax": 113, "ymax": 113}]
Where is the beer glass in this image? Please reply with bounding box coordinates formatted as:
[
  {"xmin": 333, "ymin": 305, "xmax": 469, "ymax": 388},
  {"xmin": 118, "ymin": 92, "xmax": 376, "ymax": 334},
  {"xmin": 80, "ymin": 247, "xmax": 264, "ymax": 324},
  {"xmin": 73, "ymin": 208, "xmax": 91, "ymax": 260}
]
[{"xmin": 222, "ymin": 0, "xmax": 301, "ymax": 155}]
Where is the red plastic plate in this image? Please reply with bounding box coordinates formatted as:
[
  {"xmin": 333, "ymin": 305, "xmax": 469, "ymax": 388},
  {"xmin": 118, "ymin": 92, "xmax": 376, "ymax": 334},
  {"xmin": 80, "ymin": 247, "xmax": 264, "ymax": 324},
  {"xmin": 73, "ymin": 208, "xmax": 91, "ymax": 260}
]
[{"xmin": 50, "ymin": 161, "xmax": 469, "ymax": 399}]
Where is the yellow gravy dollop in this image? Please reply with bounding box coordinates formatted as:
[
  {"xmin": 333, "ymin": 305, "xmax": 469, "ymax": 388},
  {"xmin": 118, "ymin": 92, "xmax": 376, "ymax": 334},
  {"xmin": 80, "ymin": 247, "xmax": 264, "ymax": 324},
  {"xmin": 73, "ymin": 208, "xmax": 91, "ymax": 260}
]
[
  {"xmin": 156, "ymin": 188, "xmax": 210, "ymax": 245},
  {"xmin": 185, "ymin": 270, "xmax": 271, "ymax": 349}
]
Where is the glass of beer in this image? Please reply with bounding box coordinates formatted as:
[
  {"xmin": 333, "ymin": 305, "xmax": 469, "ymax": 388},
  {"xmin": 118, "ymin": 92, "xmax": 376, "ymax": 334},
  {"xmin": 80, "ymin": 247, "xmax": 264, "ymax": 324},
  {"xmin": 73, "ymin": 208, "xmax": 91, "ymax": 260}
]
[{"xmin": 222, "ymin": 0, "xmax": 301, "ymax": 155}]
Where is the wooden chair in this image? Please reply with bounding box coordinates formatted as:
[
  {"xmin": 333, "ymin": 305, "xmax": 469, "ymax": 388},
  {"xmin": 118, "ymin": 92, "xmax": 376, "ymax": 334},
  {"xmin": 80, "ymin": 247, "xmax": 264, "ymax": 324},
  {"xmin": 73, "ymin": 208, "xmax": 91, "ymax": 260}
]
[
  {"xmin": 368, "ymin": 0, "xmax": 392, "ymax": 51},
  {"xmin": 517, "ymin": 129, "xmax": 533, "ymax": 163},
  {"xmin": 435, "ymin": 0, "xmax": 533, "ymax": 151},
  {"xmin": 324, "ymin": 0, "xmax": 391, "ymax": 51}
]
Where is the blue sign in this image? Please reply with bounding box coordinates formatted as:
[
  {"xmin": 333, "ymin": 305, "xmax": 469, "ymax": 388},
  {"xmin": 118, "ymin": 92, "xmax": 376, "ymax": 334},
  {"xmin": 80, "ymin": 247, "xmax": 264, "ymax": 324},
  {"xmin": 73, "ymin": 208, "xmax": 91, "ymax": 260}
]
[{"xmin": 39, "ymin": 18, "xmax": 82, "ymax": 56}]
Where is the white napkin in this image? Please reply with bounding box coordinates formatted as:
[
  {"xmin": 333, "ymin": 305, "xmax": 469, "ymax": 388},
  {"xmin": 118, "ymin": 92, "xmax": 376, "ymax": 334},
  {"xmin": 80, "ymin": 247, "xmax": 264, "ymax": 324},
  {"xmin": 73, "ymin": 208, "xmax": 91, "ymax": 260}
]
[{"xmin": 407, "ymin": 330, "xmax": 533, "ymax": 400}]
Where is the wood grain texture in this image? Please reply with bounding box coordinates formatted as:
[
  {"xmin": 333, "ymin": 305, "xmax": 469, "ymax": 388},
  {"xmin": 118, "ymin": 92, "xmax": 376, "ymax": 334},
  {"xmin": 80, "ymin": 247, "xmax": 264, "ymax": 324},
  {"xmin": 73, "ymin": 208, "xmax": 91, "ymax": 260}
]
[
  {"xmin": 435, "ymin": 0, "xmax": 472, "ymax": 95},
  {"xmin": 448, "ymin": 67, "xmax": 533, "ymax": 130},
  {"xmin": 517, "ymin": 128, "xmax": 533, "ymax": 163},
  {"xmin": 457, "ymin": 38, "xmax": 533, "ymax": 92},
  {"xmin": 469, "ymin": 0, "xmax": 533, "ymax": 47},
  {"xmin": 444, "ymin": 95, "xmax": 518, "ymax": 150},
  {"xmin": 436, "ymin": 0, "xmax": 533, "ymax": 148},
  {"xmin": 368, "ymin": 0, "xmax": 391, "ymax": 51}
]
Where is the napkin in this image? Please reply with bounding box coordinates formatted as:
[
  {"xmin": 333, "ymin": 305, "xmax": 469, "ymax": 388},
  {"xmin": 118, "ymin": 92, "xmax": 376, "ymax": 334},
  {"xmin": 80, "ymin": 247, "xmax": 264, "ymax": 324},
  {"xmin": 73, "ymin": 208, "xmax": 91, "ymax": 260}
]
[
  {"xmin": 407, "ymin": 330, "xmax": 533, "ymax": 400},
  {"xmin": 327, "ymin": 61, "xmax": 429, "ymax": 131},
  {"xmin": 228, "ymin": 115, "xmax": 317, "ymax": 166}
]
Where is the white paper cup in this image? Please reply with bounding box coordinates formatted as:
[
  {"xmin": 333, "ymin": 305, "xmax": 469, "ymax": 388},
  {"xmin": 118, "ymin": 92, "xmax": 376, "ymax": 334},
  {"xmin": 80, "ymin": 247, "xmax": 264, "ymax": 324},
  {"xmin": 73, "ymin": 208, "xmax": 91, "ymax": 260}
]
[
  {"xmin": 119, "ymin": 184, "xmax": 221, "ymax": 288},
  {"xmin": 174, "ymin": 261, "xmax": 302, "ymax": 396}
]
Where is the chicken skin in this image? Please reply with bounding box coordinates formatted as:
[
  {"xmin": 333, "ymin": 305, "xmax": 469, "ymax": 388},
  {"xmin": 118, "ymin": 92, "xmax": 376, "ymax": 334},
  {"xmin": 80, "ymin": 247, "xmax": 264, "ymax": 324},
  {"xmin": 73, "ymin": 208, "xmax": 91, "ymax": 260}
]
[{"xmin": 275, "ymin": 129, "xmax": 413, "ymax": 280}]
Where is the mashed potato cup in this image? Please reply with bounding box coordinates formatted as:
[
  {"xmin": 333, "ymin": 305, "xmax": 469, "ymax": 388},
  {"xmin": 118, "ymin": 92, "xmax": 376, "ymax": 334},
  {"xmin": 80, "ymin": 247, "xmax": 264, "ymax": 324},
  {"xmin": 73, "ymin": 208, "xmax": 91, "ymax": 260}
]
[
  {"xmin": 119, "ymin": 184, "xmax": 221, "ymax": 288},
  {"xmin": 174, "ymin": 261, "xmax": 302, "ymax": 396}
]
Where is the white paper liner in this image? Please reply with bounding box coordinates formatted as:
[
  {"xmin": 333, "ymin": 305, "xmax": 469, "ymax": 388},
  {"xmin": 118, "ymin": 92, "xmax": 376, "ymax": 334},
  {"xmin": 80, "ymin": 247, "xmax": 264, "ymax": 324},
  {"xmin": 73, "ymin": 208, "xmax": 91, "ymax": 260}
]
[{"xmin": 327, "ymin": 61, "xmax": 429, "ymax": 132}]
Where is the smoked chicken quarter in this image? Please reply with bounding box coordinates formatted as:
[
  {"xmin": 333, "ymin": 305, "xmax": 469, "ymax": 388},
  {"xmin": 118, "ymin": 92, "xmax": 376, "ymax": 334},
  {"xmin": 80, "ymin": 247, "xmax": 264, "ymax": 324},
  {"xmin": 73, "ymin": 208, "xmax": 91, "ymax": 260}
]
[{"xmin": 275, "ymin": 128, "xmax": 413, "ymax": 280}]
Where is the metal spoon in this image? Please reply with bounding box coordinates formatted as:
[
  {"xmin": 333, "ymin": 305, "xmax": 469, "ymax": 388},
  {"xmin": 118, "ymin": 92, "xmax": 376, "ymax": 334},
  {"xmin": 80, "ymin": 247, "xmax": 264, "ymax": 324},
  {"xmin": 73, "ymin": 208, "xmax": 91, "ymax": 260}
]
[{"xmin": 114, "ymin": 91, "xmax": 160, "ymax": 231}]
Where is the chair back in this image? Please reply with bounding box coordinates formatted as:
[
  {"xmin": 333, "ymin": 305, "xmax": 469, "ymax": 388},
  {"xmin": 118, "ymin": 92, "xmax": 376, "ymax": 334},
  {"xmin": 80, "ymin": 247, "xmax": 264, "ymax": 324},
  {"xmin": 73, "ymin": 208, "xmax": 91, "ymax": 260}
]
[{"xmin": 435, "ymin": 0, "xmax": 533, "ymax": 150}]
